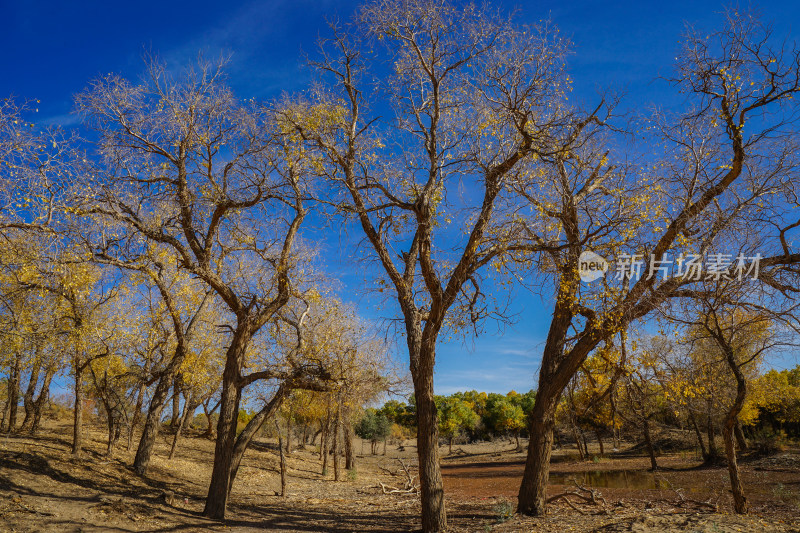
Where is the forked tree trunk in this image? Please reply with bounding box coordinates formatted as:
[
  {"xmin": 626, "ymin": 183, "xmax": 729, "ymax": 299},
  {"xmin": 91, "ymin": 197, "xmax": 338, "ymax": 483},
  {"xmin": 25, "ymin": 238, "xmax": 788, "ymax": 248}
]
[
  {"xmin": 571, "ymin": 424, "xmax": 585, "ymax": 461},
  {"xmin": 595, "ymin": 429, "xmax": 604, "ymax": 456},
  {"xmin": 203, "ymin": 331, "xmax": 249, "ymax": 519},
  {"xmin": 202, "ymin": 399, "xmax": 218, "ymax": 439},
  {"xmin": 580, "ymin": 429, "xmax": 590, "ymax": 458},
  {"xmin": 105, "ymin": 404, "xmax": 121, "ymax": 457},
  {"xmin": 169, "ymin": 394, "xmax": 198, "ymax": 460},
  {"xmin": 722, "ymin": 346, "xmax": 749, "ymax": 514},
  {"xmin": 20, "ymin": 355, "xmax": 42, "ymax": 432},
  {"xmin": 127, "ymin": 357, "xmax": 152, "ymax": 450},
  {"xmin": 29, "ymin": 364, "xmax": 56, "ymax": 434},
  {"xmin": 227, "ymin": 385, "xmax": 287, "ymax": 497},
  {"xmin": 133, "ymin": 369, "xmax": 175, "ymax": 474}
]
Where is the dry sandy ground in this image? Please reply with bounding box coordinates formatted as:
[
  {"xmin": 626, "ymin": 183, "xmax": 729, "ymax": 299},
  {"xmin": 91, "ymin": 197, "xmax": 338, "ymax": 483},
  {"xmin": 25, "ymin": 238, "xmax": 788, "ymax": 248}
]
[{"xmin": 0, "ymin": 420, "xmax": 798, "ymax": 532}]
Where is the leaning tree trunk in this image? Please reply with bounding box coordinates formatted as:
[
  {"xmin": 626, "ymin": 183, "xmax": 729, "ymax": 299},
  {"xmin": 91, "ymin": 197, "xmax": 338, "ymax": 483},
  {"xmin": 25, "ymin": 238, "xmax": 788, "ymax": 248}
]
[
  {"xmin": 133, "ymin": 369, "xmax": 175, "ymax": 474},
  {"xmin": 412, "ymin": 340, "xmax": 446, "ymax": 532},
  {"xmin": 723, "ymin": 347, "xmax": 749, "ymax": 515},
  {"xmin": 570, "ymin": 422, "xmax": 585, "ymax": 461},
  {"xmin": 734, "ymin": 419, "xmax": 748, "ymax": 452},
  {"xmin": 127, "ymin": 358, "xmax": 151, "ymax": 450},
  {"xmin": 689, "ymin": 411, "xmax": 708, "ymax": 461},
  {"xmin": 20, "ymin": 355, "xmax": 42, "ymax": 432},
  {"xmin": 706, "ymin": 398, "xmax": 718, "ymax": 463},
  {"xmin": 169, "ymin": 394, "xmax": 198, "ymax": 460},
  {"xmin": 170, "ymin": 380, "xmax": 181, "ymax": 428},
  {"xmin": 227, "ymin": 385, "xmax": 288, "ymax": 496},
  {"xmin": 29, "ymin": 363, "xmax": 56, "ymax": 434},
  {"xmin": 642, "ymin": 417, "xmax": 658, "ymax": 471},
  {"xmin": 202, "ymin": 399, "xmax": 218, "ymax": 439}
]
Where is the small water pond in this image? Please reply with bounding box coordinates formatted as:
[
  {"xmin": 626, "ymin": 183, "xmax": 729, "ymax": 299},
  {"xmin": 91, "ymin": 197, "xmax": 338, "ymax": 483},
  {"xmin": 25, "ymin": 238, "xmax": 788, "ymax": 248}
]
[{"xmin": 549, "ymin": 470, "xmax": 669, "ymax": 490}]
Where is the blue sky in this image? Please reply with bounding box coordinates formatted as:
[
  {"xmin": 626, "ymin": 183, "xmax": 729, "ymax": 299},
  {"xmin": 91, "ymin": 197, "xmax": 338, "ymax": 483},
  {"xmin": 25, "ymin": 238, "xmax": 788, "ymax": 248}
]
[{"xmin": 3, "ymin": 0, "xmax": 800, "ymax": 395}]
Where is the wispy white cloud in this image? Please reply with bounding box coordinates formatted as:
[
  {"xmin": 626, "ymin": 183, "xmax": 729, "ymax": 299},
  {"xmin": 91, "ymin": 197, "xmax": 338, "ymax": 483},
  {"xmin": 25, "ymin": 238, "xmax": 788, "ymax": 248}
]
[{"xmin": 39, "ymin": 112, "xmax": 82, "ymax": 127}]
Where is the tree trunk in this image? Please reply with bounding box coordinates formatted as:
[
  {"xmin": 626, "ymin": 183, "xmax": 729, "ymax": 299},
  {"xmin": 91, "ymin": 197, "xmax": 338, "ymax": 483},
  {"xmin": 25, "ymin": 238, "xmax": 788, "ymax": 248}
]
[
  {"xmin": 5, "ymin": 354, "xmax": 21, "ymax": 433},
  {"xmin": 580, "ymin": 428, "xmax": 590, "ymax": 458},
  {"xmin": 517, "ymin": 390, "xmax": 558, "ymax": 516},
  {"xmin": 127, "ymin": 358, "xmax": 152, "ymax": 450},
  {"xmin": 332, "ymin": 394, "xmax": 341, "ymax": 481},
  {"xmin": 29, "ymin": 363, "xmax": 56, "ymax": 434},
  {"xmin": 20, "ymin": 355, "xmax": 42, "ymax": 432},
  {"xmin": 278, "ymin": 431, "xmax": 287, "ymax": 497},
  {"xmin": 321, "ymin": 397, "xmax": 331, "ymax": 472},
  {"xmin": 723, "ymin": 346, "xmax": 749, "ymax": 515},
  {"xmin": 734, "ymin": 419, "xmax": 748, "ymax": 452},
  {"xmin": 344, "ymin": 410, "xmax": 355, "ymax": 471},
  {"xmin": 71, "ymin": 359, "xmax": 84, "ymax": 455},
  {"xmin": 105, "ymin": 404, "xmax": 121, "ymax": 457},
  {"xmin": 689, "ymin": 411, "xmax": 708, "ymax": 460},
  {"xmin": 571, "ymin": 423, "xmax": 585, "ymax": 461},
  {"xmin": 227, "ymin": 385, "xmax": 287, "ymax": 496},
  {"xmin": 169, "ymin": 394, "xmax": 198, "ymax": 460},
  {"xmin": 642, "ymin": 418, "xmax": 658, "ymax": 470},
  {"xmin": 595, "ymin": 429, "xmax": 604, "ymax": 456},
  {"xmin": 706, "ymin": 398, "xmax": 718, "ymax": 462},
  {"xmin": 448, "ymin": 436, "xmax": 453, "ymax": 455},
  {"xmin": 133, "ymin": 370, "xmax": 173, "ymax": 474},
  {"xmin": 203, "ymin": 331, "xmax": 249, "ymax": 520},
  {"xmin": 412, "ymin": 342, "xmax": 446, "ymax": 532},
  {"xmin": 202, "ymin": 399, "xmax": 218, "ymax": 439},
  {"xmin": 285, "ymin": 408, "xmax": 292, "ymax": 455},
  {"xmin": 170, "ymin": 380, "xmax": 181, "ymax": 428}
]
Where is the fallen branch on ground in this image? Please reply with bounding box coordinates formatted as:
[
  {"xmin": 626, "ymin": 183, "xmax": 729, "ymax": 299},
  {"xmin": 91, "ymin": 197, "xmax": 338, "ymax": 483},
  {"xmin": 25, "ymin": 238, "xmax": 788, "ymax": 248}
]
[
  {"xmin": 545, "ymin": 478, "xmax": 609, "ymax": 515},
  {"xmin": 656, "ymin": 474, "xmax": 718, "ymax": 512},
  {"xmin": 377, "ymin": 458, "xmax": 419, "ymax": 495}
]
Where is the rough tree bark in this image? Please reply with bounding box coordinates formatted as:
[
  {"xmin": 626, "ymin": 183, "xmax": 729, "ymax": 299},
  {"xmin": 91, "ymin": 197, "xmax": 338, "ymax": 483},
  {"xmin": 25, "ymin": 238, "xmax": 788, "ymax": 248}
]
[
  {"xmin": 4, "ymin": 354, "xmax": 21, "ymax": 433},
  {"xmin": 690, "ymin": 411, "xmax": 708, "ymax": 460},
  {"xmin": 722, "ymin": 346, "xmax": 749, "ymax": 514},
  {"xmin": 20, "ymin": 354, "xmax": 42, "ymax": 432},
  {"xmin": 71, "ymin": 357, "xmax": 84, "ymax": 455},
  {"xmin": 133, "ymin": 365, "xmax": 179, "ymax": 474},
  {"xmin": 169, "ymin": 393, "xmax": 199, "ymax": 460},
  {"xmin": 29, "ymin": 363, "xmax": 56, "ymax": 434}
]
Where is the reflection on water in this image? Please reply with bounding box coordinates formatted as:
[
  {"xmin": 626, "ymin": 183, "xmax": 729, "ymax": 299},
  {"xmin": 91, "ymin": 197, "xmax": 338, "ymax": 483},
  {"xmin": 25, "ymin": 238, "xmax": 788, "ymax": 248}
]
[{"xmin": 549, "ymin": 470, "xmax": 669, "ymax": 490}]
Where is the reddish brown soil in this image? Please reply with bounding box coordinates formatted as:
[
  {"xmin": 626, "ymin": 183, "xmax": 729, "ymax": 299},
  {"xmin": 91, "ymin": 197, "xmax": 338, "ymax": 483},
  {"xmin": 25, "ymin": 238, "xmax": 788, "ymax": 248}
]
[{"xmin": 1, "ymin": 421, "xmax": 799, "ymax": 532}]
